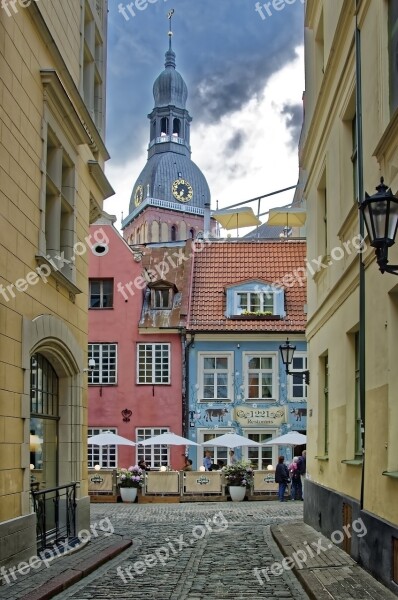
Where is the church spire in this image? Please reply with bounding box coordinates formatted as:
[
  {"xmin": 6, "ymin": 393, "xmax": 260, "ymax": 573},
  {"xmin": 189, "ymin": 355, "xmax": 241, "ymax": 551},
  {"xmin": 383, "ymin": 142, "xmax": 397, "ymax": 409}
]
[{"xmin": 165, "ymin": 9, "xmax": 176, "ymax": 68}]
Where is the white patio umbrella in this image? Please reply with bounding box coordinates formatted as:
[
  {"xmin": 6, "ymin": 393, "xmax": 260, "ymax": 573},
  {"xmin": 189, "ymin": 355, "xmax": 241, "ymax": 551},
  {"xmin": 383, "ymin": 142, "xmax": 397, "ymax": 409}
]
[
  {"xmin": 137, "ymin": 432, "xmax": 199, "ymax": 446},
  {"xmin": 262, "ymin": 431, "xmax": 307, "ymax": 448},
  {"xmin": 87, "ymin": 431, "xmax": 136, "ymax": 446},
  {"xmin": 201, "ymin": 432, "xmax": 261, "ymax": 448}
]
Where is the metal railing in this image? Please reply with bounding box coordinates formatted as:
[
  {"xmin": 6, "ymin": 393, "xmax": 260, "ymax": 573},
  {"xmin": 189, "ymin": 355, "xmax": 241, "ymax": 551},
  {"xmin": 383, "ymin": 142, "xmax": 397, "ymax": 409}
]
[{"xmin": 31, "ymin": 483, "xmax": 77, "ymax": 552}]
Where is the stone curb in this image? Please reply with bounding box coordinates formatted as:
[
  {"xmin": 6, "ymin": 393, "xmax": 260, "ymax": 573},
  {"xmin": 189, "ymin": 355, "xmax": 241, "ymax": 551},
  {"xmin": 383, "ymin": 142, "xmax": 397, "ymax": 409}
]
[
  {"xmin": 270, "ymin": 522, "xmax": 397, "ymax": 600},
  {"xmin": 18, "ymin": 540, "xmax": 132, "ymax": 600}
]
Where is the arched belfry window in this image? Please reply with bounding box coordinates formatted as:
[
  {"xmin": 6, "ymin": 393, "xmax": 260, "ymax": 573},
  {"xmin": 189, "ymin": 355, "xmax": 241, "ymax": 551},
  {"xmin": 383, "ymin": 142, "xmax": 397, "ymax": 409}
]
[
  {"xmin": 173, "ymin": 118, "xmax": 181, "ymax": 136},
  {"xmin": 161, "ymin": 117, "xmax": 169, "ymax": 135},
  {"xmin": 151, "ymin": 120, "xmax": 156, "ymax": 139},
  {"xmin": 171, "ymin": 225, "xmax": 177, "ymax": 241},
  {"xmin": 30, "ymin": 353, "xmax": 59, "ymax": 488},
  {"xmin": 189, "ymin": 228, "xmax": 195, "ymax": 240}
]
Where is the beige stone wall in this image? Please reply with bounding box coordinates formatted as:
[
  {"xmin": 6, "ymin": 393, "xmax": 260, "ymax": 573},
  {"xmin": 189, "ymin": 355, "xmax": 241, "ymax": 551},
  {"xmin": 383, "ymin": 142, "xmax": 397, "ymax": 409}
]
[
  {"xmin": 303, "ymin": 0, "xmax": 398, "ymax": 527},
  {"xmin": 0, "ymin": 0, "xmax": 111, "ymax": 544}
]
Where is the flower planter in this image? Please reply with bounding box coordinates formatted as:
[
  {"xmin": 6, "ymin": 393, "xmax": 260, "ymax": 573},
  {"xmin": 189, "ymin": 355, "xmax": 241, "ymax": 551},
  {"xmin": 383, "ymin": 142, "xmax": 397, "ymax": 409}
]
[
  {"xmin": 120, "ymin": 487, "xmax": 138, "ymax": 503},
  {"xmin": 229, "ymin": 486, "xmax": 246, "ymax": 502}
]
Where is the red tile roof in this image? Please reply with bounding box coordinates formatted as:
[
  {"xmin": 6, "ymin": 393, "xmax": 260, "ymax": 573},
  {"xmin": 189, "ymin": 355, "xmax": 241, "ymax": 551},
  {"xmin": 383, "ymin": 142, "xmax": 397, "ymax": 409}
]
[{"xmin": 188, "ymin": 240, "xmax": 307, "ymax": 332}]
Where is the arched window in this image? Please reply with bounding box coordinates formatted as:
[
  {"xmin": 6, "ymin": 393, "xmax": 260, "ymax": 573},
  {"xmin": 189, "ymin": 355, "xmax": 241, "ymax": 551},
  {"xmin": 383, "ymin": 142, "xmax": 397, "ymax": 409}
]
[
  {"xmin": 189, "ymin": 228, "xmax": 195, "ymax": 240},
  {"xmin": 30, "ymin": 353, "xmax": 59, "ymax": 489},
  {"xmin": 171, "ymin": 225, "xmax": 177, "ymax": 241},
  {"xmin": 151, "ymin": 120, "xmax": 156, "ymax": 139},
  {"xmin": 161, "ymin": 117, "xmax": 169, "ymax": 135},
  {"xmin": 173, "ymin": 118, "xmax": 181, "ymax": 136}
]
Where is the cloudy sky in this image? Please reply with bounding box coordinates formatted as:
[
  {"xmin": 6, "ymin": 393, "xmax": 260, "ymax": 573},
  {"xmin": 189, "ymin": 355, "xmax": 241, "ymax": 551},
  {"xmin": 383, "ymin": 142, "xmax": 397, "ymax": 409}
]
[{"xmin": 104, "ymin": 0, "xmax": 305, "ymax": 232}]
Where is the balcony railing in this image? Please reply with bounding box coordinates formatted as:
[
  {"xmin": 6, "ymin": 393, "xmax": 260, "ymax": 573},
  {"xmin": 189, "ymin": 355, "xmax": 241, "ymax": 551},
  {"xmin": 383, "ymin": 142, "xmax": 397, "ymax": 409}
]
[{"xmin": 31, "ymin": 483, "xmax": 77, "ymax": 552}]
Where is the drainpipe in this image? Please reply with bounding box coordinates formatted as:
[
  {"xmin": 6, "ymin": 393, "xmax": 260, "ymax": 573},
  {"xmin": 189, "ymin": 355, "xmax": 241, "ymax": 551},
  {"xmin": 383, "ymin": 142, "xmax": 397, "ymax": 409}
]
[
  {"xmin": 183, "ymin": 333, "xmax": 195, "ymax": 438},
  {"xmin": 355, "ymin": 0, "xmax": 366, "ymax": 512}
]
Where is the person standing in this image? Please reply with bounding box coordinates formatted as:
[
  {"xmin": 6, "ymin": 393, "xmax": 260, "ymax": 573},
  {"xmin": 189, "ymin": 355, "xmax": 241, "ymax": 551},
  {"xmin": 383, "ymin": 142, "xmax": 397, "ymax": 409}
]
[
  {"xmin": 289, "ymin": 457, "xmax": 302, "ymax": 500},
  {"xmin": 297, "ymin": 450, "xmax": 306, "ymax": 500},
  {"xmin": 203, "ymin": 450, "xmax": 213, "ymax": 471},
  {"xmin": 275, "ymin": 455, "xmax": 290, "ymax": 502},
  {"xmin": 229, "ymin": 450, "xmax": 237, "ymax": 464}
]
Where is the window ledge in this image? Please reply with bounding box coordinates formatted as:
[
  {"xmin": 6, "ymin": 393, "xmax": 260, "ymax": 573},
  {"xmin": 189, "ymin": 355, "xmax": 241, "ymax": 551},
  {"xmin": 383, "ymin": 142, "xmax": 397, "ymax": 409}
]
[
  {"xmin": 315, "ymin": 455, "xmax": 329, "ymax": 461},
  {"xmin": 229, "ymin": 315, "xmax": 281, "ymax": 321},
  {"xmin": 198, "ymin": 399, "xmax": 232, "ymax": 403},
  {"xmin": 35, "ymin": 254, "xmax": 82, "ymax": 296},
  {"xmin": 341, "ymin": 458, "xmax": 363, "ymax": 466},
  {"xmin": 89, "ymin": 307, "xmax": 114, "ymax": 310},
  {"xmin": 382, "ymin": 471, "xmax": 398, "ymax": 479}
]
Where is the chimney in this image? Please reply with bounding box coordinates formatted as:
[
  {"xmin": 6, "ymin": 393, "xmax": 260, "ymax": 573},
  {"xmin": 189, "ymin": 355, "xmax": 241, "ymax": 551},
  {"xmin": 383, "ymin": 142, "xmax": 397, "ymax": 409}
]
[{"xmin": 204, "ymin": 202, "xmax": 211, "ymax": 238}]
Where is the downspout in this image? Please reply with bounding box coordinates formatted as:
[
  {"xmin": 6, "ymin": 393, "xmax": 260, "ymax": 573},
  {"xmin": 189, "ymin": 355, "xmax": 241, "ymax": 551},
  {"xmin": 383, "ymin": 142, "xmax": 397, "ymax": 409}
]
[
  {"xmin": 355, "ymin": 0, "xmax": 366, "ymax": 512},
  {"xmin": 184, "ymin": 334, "xmax": 195, "ymax": 438},
  {"xmin": 182, "ymin": 239, "xmax": 196, "ymax": 438}
]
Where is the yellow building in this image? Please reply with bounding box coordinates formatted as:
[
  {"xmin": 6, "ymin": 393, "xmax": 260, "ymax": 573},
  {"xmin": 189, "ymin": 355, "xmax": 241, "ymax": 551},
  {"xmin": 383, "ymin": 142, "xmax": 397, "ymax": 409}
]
[
  {"xmin": 0, "ymin": 0, "xmax": 113, "ymax": 567},
  {"xmin": 302, "ymin": 0, "xmax": 398, "ymax": 590}
]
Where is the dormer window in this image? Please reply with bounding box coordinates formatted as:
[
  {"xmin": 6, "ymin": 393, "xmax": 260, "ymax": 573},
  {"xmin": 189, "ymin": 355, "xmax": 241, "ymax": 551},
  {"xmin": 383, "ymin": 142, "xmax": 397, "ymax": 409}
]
[
  {"xmin": 225, "ymin": 281, "xmax": 285, "ymax": 319},
  {"xmin": 235, "ymin": 291, "xmax": 274, "ymax": 315},
  {"xmin": 149, "ymin": 281, "xmax": 177, "ymax": 309}
]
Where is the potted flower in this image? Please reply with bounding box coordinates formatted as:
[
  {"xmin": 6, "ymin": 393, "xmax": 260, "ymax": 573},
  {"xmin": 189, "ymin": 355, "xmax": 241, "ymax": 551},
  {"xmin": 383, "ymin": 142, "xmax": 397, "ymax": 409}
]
[
  {"xmin": 223, "ymin": 461, "xmax": 254, "ymax": 502},
  {"xmin": 117, "ymin": 465, "xmax": 144, "ymax": 502}
]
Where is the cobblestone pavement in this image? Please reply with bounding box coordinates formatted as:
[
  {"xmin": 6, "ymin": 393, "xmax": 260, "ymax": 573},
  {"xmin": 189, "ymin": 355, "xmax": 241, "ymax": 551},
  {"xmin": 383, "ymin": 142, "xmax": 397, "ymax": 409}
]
[{"xmin": 54, "ymin": 501, "xmax": 309, "ymax": 600}]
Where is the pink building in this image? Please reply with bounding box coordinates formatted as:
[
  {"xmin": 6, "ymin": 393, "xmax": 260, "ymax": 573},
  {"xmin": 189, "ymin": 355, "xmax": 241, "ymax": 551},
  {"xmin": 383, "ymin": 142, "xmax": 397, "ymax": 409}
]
[{"xmin": 88, "ymin": 214, "xmax": 191, "ymax": 470}]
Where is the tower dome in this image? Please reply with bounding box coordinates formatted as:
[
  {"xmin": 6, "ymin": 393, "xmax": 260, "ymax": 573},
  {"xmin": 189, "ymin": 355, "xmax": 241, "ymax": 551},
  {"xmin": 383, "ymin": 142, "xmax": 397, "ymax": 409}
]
[{"xmin": 153, "ymin": 49, "xmax": 188, "ymax": 109}]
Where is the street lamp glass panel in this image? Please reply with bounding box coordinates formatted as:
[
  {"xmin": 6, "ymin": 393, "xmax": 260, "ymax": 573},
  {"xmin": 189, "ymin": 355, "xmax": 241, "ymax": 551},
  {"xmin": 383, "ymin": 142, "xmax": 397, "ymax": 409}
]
[
  {"xmin": 279, "ymin": 341, "xmax": 296, "ymax": 367},
  {"xmin": 361, "ymin": 179, "xmax": 398, "ymax": 248}
]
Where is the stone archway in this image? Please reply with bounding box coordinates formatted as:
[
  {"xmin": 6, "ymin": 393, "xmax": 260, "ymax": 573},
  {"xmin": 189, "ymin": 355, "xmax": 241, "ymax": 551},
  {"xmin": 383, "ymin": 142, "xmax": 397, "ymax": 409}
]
[{"xmin": 22, "ymin": 315, "xmax": 88, "ymax": 533}]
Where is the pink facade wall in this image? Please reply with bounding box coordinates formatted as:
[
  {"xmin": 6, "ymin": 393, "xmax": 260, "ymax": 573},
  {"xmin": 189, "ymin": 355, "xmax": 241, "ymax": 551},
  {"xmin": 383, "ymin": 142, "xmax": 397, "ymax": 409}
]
[{"xmin": 88, "ymin": 223, "xmax": 185, "ymax": 470}]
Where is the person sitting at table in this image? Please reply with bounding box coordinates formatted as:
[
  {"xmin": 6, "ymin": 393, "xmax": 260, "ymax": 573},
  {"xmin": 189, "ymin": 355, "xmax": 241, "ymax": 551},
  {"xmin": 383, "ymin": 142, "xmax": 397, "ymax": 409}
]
[{"xmin": 183, "ymin": 459, "xmax": 193, "ymax": 471}]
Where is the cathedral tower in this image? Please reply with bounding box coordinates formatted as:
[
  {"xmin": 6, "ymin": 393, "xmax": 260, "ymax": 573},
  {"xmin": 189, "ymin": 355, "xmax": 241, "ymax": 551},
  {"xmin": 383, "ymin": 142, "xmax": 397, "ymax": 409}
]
[{"xmin": 122, "ymin": 25, "xmax": 215, "ymax": 244}]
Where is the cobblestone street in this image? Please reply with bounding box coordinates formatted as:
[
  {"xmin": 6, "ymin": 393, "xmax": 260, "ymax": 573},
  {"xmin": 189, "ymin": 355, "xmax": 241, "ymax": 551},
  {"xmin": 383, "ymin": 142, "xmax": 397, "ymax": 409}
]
[{"xmin": 54, "ymin": 502, "xmax": 309, "ymax": 600}]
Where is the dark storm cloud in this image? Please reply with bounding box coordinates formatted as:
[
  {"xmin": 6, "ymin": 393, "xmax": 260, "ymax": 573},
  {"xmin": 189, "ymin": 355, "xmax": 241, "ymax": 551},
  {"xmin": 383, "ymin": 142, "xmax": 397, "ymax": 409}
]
[
  {"xmin": 106, "ymin": 0, "xmax": 304, "ymax": 165},
  {"xmin": 281, "ymin": 103, "xmax": 303, "ymax": 148},
  {"xmin": 224, "ymin": 130, "xmax": 246, "ymax": 158}
]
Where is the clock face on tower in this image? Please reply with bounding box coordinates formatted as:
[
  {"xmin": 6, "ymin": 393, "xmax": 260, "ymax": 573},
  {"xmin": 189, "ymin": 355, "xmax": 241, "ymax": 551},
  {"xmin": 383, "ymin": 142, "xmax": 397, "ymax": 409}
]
[
  {"xmin": 172, "ymin": 179, "xmax": 193, "ymax": 203},
  {"xmin": 134, "ymin": 185, "xmax": 144, "ymax": 206}
]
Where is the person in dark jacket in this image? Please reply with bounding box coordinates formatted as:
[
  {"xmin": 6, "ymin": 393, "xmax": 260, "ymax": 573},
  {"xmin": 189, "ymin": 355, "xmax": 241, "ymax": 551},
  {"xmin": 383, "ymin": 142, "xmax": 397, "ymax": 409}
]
[
  {"xmin": 297, "ymin": 450, "xmax": 306, "ymax": 500},
  {"xmin": 275, "ymin": 455, "xmax": 290, "ymax": 502}
]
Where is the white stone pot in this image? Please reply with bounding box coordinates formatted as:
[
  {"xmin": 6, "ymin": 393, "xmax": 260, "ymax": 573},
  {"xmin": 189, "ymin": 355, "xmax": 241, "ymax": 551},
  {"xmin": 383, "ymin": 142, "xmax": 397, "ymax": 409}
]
[
  {"xmin": 229, "ymin": 486, "xmax": 246, "ymax": 502},
  {"xmin": 120, "ymin": 487, "xmax": 137, "ymax": 503}
]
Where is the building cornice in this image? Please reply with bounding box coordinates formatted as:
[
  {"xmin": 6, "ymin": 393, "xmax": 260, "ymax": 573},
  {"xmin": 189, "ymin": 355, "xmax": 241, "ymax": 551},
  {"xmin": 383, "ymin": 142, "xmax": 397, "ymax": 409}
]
[{"xmin": 88, "ymin": 161, "xmax": 115, "ymax": 200}]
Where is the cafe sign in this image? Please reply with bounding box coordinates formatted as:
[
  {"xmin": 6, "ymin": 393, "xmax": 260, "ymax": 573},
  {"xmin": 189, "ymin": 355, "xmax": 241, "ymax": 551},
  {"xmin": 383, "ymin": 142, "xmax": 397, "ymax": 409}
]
[{"xmin": 234, "ymin": 406, "xmax": 286, "ymax": 427}]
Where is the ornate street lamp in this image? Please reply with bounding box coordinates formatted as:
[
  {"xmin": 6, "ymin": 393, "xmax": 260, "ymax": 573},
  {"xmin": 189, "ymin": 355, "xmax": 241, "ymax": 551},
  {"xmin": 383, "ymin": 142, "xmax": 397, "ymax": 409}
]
[
  {"xmin": 359, "ymin": 177, "xmax": 398, "ymax": 274},
  {"xmin": 279, "ymin": 339, "xmax": 310, "ymax": 385}
]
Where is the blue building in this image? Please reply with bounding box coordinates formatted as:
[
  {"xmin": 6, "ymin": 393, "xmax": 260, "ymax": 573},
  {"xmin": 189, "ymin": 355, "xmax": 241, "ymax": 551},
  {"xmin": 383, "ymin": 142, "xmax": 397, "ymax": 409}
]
[{"xmin": 186, "ymin": 239, "xmax": 307, "ymax": 469}]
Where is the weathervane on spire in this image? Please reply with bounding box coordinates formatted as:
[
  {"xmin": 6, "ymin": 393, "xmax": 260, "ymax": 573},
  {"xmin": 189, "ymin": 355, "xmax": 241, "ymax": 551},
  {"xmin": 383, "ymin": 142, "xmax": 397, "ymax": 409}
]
[{"xmin": 167, "ymin": 8, "xmax": 175, "ymax": 49}]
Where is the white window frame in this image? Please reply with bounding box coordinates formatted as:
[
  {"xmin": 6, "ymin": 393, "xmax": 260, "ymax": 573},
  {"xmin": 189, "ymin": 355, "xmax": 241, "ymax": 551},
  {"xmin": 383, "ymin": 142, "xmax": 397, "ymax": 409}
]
[
  {"xmin": 88, "ymin": 343, "xmax": 117, "ymax": 385},
  {"xmin": 243, "ymin": 352, "xmax": 278, "ymax": 402},
  {"xmin": 137, "ymin": 343, "xmax": 171, "ymax": 385},
  {"xmin": 136, "ymin": 427, "xmax": 169, "ymax": 469},
  {"xmin": 88, "ymin": 427, "xmax": 117, "ymax": 468},
  {"xmin": 198, "ymin": 352, "xmax": 233, "ymax": 402},
  {"xmin": 196, "ymin": 428, "xmax": 233, "ymax": 467},
  {"xmin": 288, "ymin": 353, "xmax": 308, "ymax": 401},
  {"xmin": 242, "ymin": 429, "xmax": 278, "ymax": 470},
  {"xmin": 234, "ymin": 291, "xmax": 275, "ymax": 315}
]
